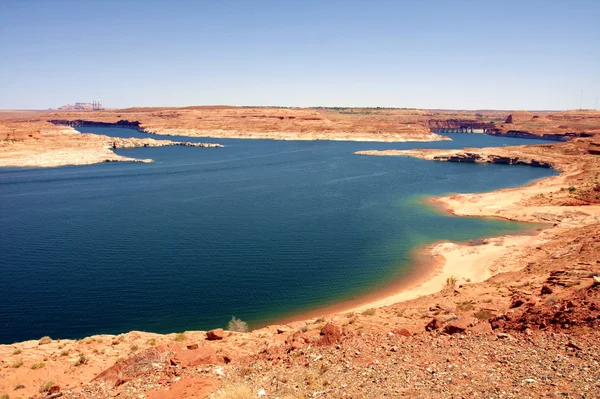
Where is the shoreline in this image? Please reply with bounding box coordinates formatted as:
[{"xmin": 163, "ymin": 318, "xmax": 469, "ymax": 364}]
[
  {"xmin": 2, "ymin": 140, "xmax": 599, "ymax": 337},
  {"xmin": 0, "ymin": 128, "xmax": 223, "ymax": 168},
  {"xmin": 265, "ymin": 207, "xmax": 548, "ymax": 327},
  {"xmin": 327, "ymin": 143, "xmax": 599, "ymax": 314}
]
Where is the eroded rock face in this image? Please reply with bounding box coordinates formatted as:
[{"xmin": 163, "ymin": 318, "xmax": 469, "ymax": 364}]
[
  {"xmin": 94, "ymin": 346, "xmax": 172, "ymax": 386},
  {"xmin": 490, "ymin": 283, "xmax": 600, "ymax": 332}
]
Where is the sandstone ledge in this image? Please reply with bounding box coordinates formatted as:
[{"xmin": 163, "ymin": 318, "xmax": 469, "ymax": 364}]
[{"xmin": 0, "ymin": 129, "xmax": 223, "ymax": 168}]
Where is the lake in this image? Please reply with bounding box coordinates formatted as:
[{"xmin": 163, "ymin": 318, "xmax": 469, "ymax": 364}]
[{"xmin": 0, "ymin": 129, "xmax": 555, "ymax": 343}]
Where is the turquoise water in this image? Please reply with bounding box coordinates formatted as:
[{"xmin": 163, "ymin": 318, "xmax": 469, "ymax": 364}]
[{"xmin": 0, "ymin": 129, "xmax": 555, "ymax": 343}]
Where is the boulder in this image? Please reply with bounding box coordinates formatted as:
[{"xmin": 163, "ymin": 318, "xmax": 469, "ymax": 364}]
[
  {"xmin": 206, "ymin": 328, "xmax": 225, "ymax": 341},
  {"xmin": 443, "ymin": 317, "xmax": 476, "ymax": 335},
  {"xmin": 170, "ymin": 345, "xmax": 220, "ymax": 368},
  {"xmin": 425, "ymin": 318, "xmax": 441, "ymax": 331},
  {"xmin": 393, "ymin": 328, "xmax": 411, "ymax": 337},
  {"xmin": 48, "ymin": 385, "xmax": 61, "ymax": 394},
  {"xmin": 510, "ymin": 297, "xmax": 526, "ymax": 308},
  {"xmin": 541, "ymin": 285, "xmax": 553, "ymax": 295},
  {"xmin": 469, "ymin": 322, "xmax": 493, "ymax": 334},
  {"xmin": 316, "ymin": 323, "xmax": 342, "ymax": 346}
]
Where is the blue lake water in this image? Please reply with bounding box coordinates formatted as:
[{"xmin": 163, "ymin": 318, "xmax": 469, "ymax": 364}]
[{"xmin": 0, "ymin": 129, "xmax": 556, "ymax": 343}]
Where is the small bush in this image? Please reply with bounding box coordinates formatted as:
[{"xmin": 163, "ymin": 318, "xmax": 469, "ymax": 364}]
[
  {"xmin": 60, "ymin": 349, "xmax": 70, "ymax": 356},
  {"xmin": 474, "ymin": 310, "xmax": 493, "ymax": 320},
  {"xmin": 11, "ymin": 360, "xmax": 23, "ymax": 368},
  {"xmin": 12, "ymin": 348, "xmax": 22, "ymax": 355},
  {"xmin": 147, "ymin": 338, "xmax": 157, "ymax": 346},
  {"xmin": 74, "ymin": 354, "xmax": 87, "ymax": 366},
  {"xmin": 1, "ymin": 393, "xmax": 8, "ymax": 399},
  {"xmin": 445, "ymin": 276, "xmax": 457, "ymax": 290},
  {"xmin": 457, "ymin": 301, "xmax": 474, "ymax": 312},
  {"xmin": 130, "ymin": 344, "xmax": 139, "ymax": 353},
  {"xmin": 568, "ymin": 186, "xmax": 577, "ymax": 193},
  {"xmin": 228, "ymin": 316, "xmax": 249, "ymax": 333},
  {"xmin": 31, "ymin": 362, "xmax": 45, "ymax": 370},
  {"xmin": 361, "ymin": 308, "xmax": 377, "ymax": 316},
  {"xmin": 38, "ymin": 336, "xmax": 52, "ymax": 345},
  {"xmin": 211, "ymin": 383, "xmax": 254, "ymax": 399},
  {"xmin": 174, "ymin": 333, "xmax": 187, "ymax": 342},
  {"xmin": 299, "ymin": 324, "xmax": 308, "ymax": 333},
  {"xmin": 39, "ymin": 382, "xmax": 55, "ymax": 393}
]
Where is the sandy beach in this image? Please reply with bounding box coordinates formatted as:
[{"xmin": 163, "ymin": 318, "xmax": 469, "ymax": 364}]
[{"xmin": 342, "ymin": 142, "xmax": 600, "ymax": 313}]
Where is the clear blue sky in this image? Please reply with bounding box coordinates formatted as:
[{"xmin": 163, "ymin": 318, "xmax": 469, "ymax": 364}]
[{"xmin": 1, "ymin": 0, "xmax": 598, "ymax": 110}]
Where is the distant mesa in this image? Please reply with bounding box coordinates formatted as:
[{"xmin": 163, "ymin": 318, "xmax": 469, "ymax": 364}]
[{"xmin": 56, "ymin": 101, "xmax": 104, "ymax": 111}]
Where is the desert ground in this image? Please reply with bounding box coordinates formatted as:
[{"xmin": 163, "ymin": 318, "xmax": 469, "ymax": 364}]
[{"xmin": 1, "ymin": 107, "xmax": 599, "ymax": 399}]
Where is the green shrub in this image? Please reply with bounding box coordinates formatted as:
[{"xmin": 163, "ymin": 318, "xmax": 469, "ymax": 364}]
[
  {"xmin": 11, "ymin": 360, "xmax": 23, "ymax": 368},
  {"xmin": 445, "ymin": 276, "xmax": 457, "ymax": 290},
  {"xmin": 38, "ymin": 336, "xmax": 52, "ymax": 345},
  {"xmin": 457, "ymin": 301, "xmax": 474, "ymax": 311},
  {"xmin": 174, "ymin": 333, "xmax": 187, "ymax": 342},
  {"xmin": 228, "ymin": 316, "xmax": 249, "ymax": 333},
  {"xmin": 39, "ymin": 382, "xmax": 55, "ymax": 393},
  {"xmin": 31, "ymin": 362, "xmax": 45, "ymax": 370},
  {"xmin": 74, "ymin": 354, "xmax": 87, "ymax": 366},
  {"xmin": 361, "ymin": 308, "xmax": 376, "ymax": 316},
  {"xmin": 474, "ymin": 310, "xmax": 493, "ymax": 320}
]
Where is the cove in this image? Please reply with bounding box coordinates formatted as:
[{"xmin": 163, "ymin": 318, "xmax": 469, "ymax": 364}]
[{"xmin": 0, "ymin": 129, "xmax": 556, "ymax": 343}]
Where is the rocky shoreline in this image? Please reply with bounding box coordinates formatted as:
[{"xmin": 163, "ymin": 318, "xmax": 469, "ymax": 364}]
[
  {"xmin": 0, "ymin": 128, "xmax": 223, "ymax": 168},
  {"xmin": 355, "ymin": 148, "xmax": 554, "ymax": 168},
  {"xmin": 1, "ymin": 109, "xmax": 599, "ymax": 398}
]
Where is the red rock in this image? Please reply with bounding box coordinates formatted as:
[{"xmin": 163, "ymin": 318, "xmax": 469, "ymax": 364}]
[
  {"xmin": 469, "ymin": 322, "xmax": 493, "ymax": 334},
  {"xmin": 541, "ymin": 285, "xmax": 553, "ymax": 295},
  {"xmin": 186, "ymin": 343, "xmax": 199, "ymax": 350},
  {"xmin": 443, "ymin": 317, "xmax": 476, "ymax": 335},
  {"xmin": 170, "ymin": 345, "xmax": 220, "ymax": 368},
  {"xmin": 505, "ymin": 114, "xmax": 513, "ymax": 124},
  {"xmin": 316, "ymin": 323, "xmax": 342, "ymax": 346},
  {"xmin": 393, "ymin": 328, "xmax": 411, "ymax": 337},
  {"xmin": 48, "ymin": 385, "xmax": 61, "ymax": 394},
  {"xmin": 510, "ymin": 297, "xmax": 526, "ymax": 308},
  {"xmin": 443, "ymin": 323, "xmax": 466, "ymax": 335},
  {"xmin": 94, "ymin": 346, "xmax": 171, "ymax": 386},
  {"xmin": 425, "ymin": 318, "xmax": 441, "ymax": 331},
  {"xmin": 277, "ymin": 328, "xmax": 286, "ymax": 334},
  {"xmin": 206, "ymin": 328, "xmax": 225, "ymax": 341}
]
